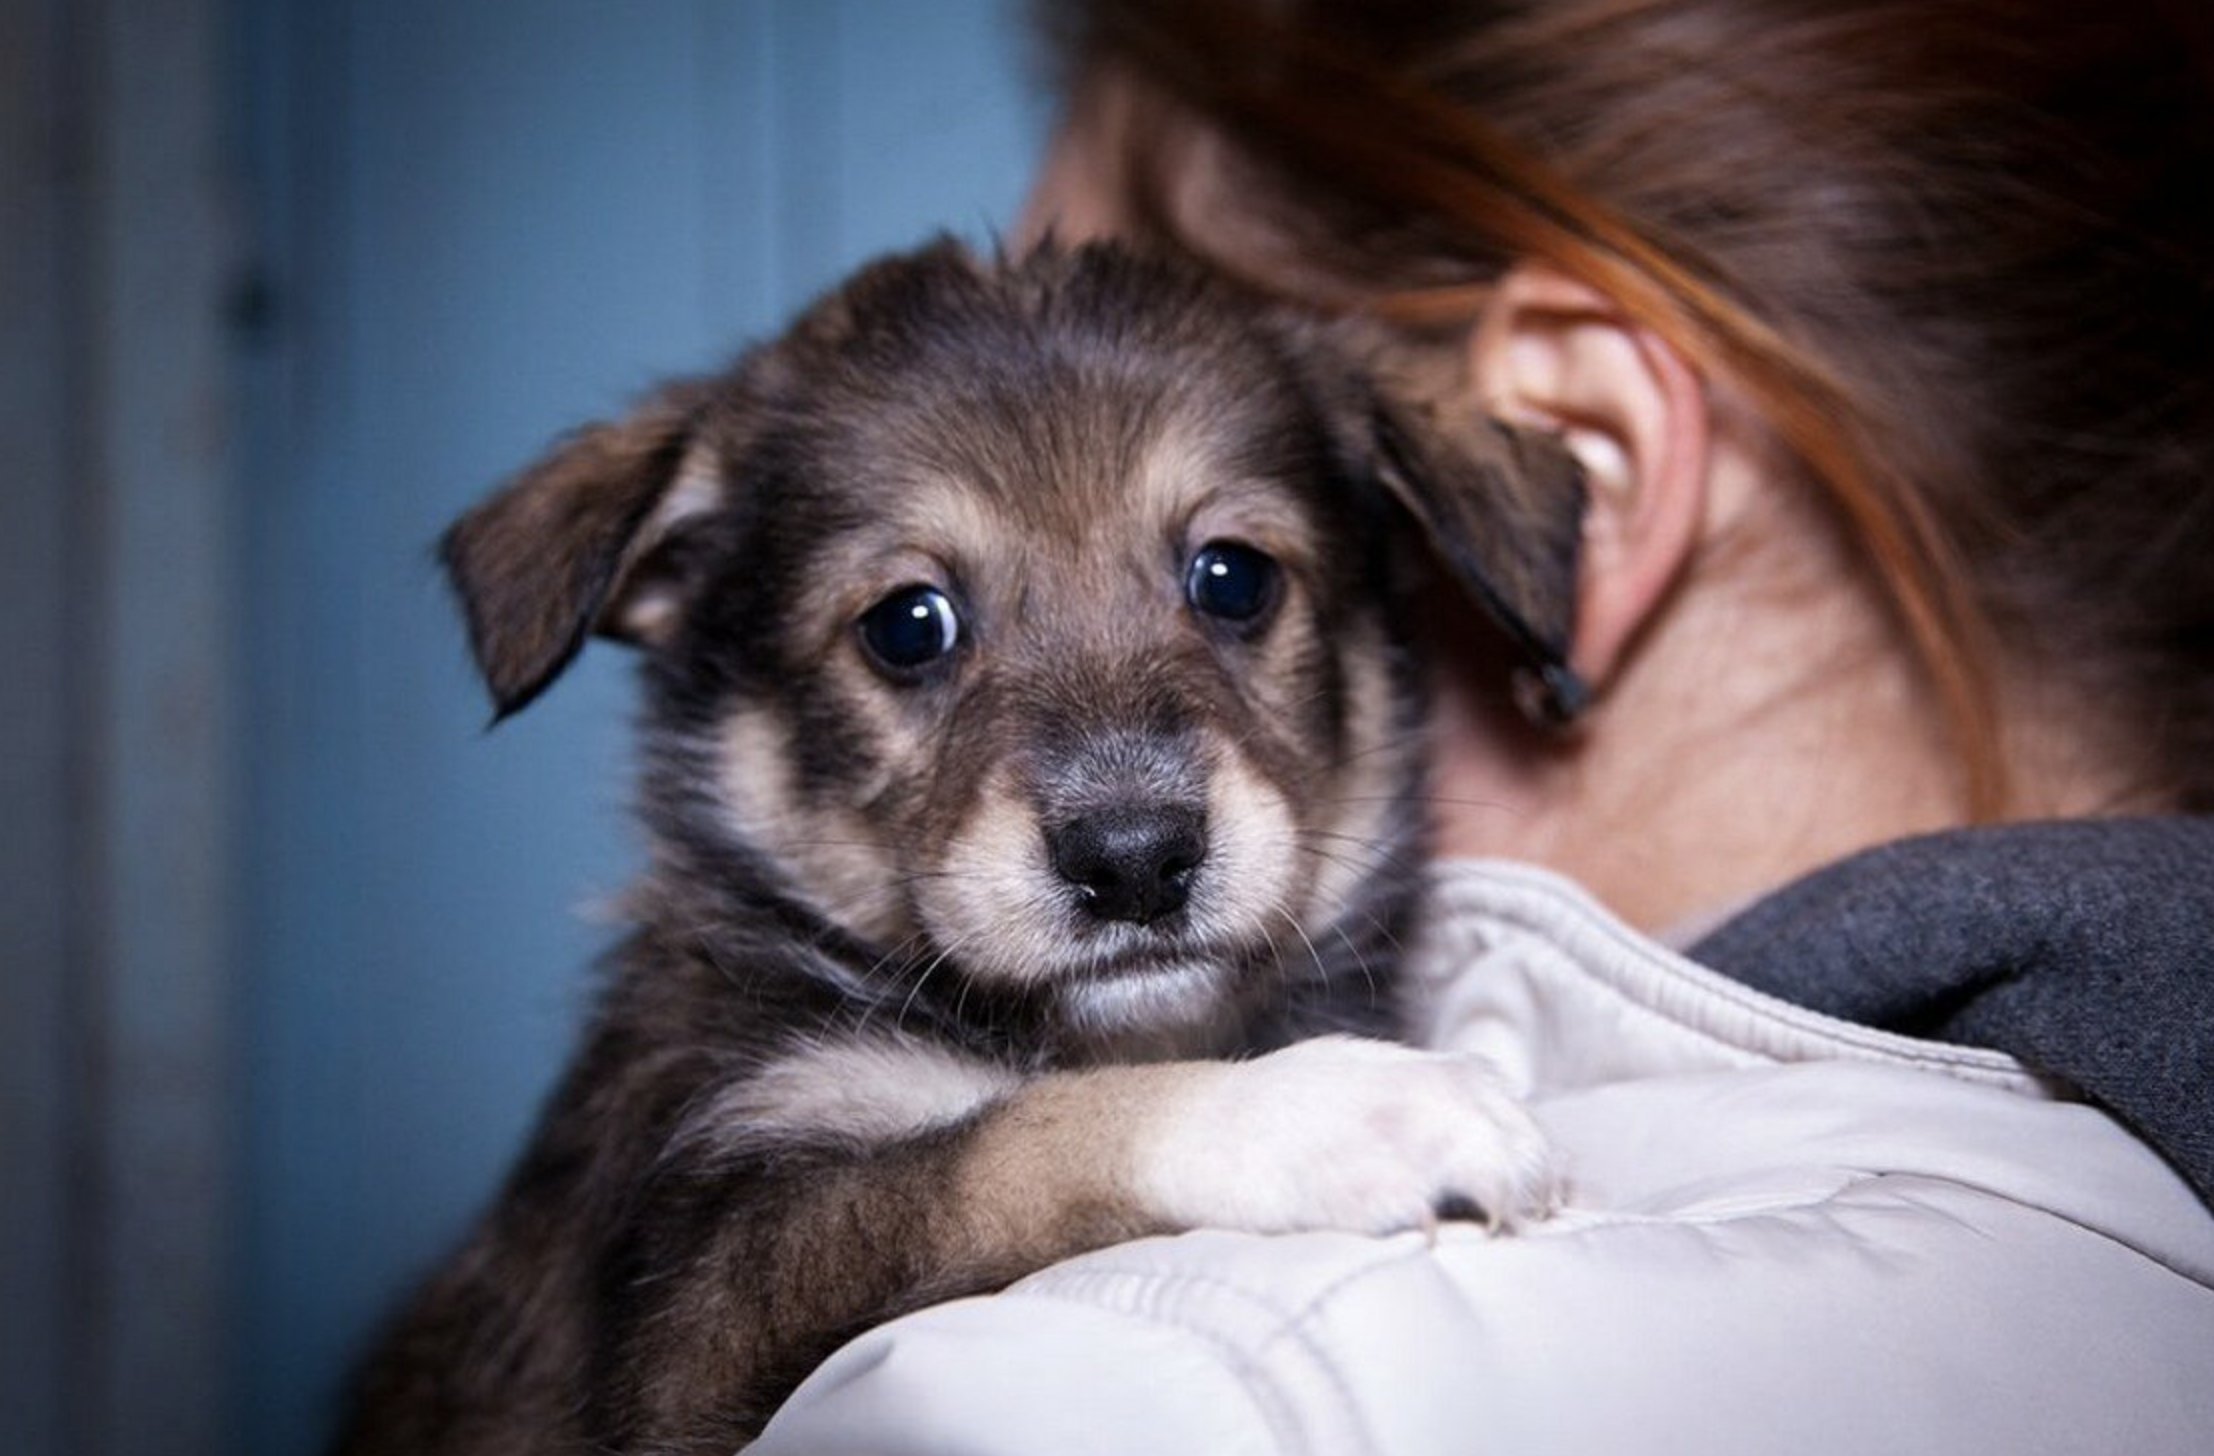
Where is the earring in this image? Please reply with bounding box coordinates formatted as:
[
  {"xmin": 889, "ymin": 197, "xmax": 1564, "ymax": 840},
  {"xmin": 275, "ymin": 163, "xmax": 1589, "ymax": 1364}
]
[{"xmin": 1511, "ymin": 661, "xmax": 1590, "ymax": 730}]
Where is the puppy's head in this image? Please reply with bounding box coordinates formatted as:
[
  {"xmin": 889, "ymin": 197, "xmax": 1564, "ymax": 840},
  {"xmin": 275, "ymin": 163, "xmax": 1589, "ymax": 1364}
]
[{"xmin": 444, "ymin": 242, "xmax": 1582, "ymax": 1042}]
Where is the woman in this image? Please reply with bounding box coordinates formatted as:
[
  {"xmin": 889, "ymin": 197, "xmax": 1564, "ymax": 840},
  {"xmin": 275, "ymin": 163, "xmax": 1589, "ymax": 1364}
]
[{"xmin": 753, "ymin": 2, "xmax": 2214, "ymax": 1450}]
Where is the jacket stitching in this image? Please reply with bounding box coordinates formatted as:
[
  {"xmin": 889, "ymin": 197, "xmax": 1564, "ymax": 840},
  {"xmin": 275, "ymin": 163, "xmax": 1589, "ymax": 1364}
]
[{"xmin": 1019, "ymin": 1259, "xmax": 1400, "ymax": 1456}]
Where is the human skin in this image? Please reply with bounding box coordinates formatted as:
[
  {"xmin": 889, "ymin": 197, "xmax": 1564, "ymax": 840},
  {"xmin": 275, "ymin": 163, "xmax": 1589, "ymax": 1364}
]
[{"xmin": 1017, "ymin": 74, "xmax": 2145, "ymax": 936}]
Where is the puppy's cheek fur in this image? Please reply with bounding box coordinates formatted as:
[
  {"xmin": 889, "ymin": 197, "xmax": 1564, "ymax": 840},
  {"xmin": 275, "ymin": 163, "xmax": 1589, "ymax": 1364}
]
[
  {"xmin": 1192, "ymin": 747, "xmax": 1301, "ymax": 939},
  {"xmin": 1299, "ymin": 626, "xmax": 1413, "ymax": 928},
  {"xmin": 716, "ymin": 707, "xmax": 912, "ymax": 943},
  {"xmin": 911, "ymin": 770, "xmax": 1070, "ymax": 987}
]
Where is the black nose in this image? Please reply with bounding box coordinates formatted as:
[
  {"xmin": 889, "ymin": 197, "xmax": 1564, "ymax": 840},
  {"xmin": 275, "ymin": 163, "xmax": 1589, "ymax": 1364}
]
[{"xmin": 1047, "ymin": 806, "xmax": 1207, "ymax": 925}]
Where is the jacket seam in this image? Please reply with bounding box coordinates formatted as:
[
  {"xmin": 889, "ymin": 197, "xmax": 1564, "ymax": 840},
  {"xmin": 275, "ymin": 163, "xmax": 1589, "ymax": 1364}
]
[{"xmin": 1017, "ymin": 1259, "xmax": 1395, "ymax": 1456}]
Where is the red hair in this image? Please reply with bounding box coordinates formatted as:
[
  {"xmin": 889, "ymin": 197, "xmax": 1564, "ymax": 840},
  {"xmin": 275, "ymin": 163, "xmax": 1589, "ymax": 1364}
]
[{"xmin": 1045, "ymin": 0, "xmax": 2214, "ymax": 815}]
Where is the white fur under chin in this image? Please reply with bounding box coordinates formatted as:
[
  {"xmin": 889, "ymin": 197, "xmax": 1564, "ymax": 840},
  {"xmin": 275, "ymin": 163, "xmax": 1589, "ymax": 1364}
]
[{"xmin": 1056, "ymin": 958, "xmax": 1237, "ymax": 1041}]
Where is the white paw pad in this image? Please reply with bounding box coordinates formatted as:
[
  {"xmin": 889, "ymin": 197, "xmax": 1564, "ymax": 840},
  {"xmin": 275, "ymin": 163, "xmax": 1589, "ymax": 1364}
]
[{"xmin": 1135, "ymin": 1036, "xmax": 1560, "ymax": 1236}]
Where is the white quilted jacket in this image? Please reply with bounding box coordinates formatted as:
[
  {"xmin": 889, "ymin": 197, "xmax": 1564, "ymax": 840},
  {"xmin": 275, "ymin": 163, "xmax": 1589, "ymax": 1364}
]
[{"xmin": 751, "ymin": 861, "xmax": 2214, "ymax": 1455}]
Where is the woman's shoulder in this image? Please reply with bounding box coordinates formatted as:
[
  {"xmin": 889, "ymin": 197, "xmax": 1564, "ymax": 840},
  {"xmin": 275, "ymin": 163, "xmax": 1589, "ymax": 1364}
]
[
  {"xmin": 751, "ymin": 1061, "xmax": 2214, "ymax": 1455},
  {"xmin": 751, "ymin": 841, "xmax": 2214, "ymax": 1453}
]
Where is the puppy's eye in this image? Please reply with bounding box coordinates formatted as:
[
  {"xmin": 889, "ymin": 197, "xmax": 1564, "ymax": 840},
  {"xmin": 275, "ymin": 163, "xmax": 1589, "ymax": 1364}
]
[
  {"xmin": 1185, "ymin": 541, "xmax": 1281, "ymax": 625},
  {"xmin": 858, "ymin": 585, "xmax": 961, "ymax": 675}
]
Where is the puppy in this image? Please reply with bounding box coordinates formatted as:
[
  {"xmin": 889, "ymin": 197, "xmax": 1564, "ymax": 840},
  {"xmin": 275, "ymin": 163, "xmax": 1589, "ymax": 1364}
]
[{"xmin": 337, "ymin": 240, "xmax": 1587, "ymax": 1455}]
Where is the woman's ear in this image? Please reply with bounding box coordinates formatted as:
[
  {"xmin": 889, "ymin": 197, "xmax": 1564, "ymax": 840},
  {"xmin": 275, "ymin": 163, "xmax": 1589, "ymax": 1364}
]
[{"xmin": 1469, "ymin": 264, "xmax": 1711, "ymax": 692}]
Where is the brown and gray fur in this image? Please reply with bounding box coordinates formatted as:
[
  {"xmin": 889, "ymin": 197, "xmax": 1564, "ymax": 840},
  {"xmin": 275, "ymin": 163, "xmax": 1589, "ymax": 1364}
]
[{"xmin": 335, "ymin": 240, "xmax": 1583, "ymax": 1455}]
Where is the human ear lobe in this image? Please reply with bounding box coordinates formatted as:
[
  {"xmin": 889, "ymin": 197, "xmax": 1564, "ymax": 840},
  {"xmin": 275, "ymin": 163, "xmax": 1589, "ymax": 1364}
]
[{"xmin": 1470, "ymin": 264, "xmax": 1712, "ymax": 693}]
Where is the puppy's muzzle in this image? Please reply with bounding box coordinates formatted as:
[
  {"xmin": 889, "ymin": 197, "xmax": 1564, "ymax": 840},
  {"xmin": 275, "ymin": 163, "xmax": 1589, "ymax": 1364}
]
[{"xmin": 1046, "ymin": 805, "xmax": 1207, "ymax": 926}]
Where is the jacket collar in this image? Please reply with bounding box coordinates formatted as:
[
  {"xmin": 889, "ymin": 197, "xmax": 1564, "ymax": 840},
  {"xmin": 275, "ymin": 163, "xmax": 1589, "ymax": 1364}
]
[
  {"xmin": 1689, "ymin": 817, "xmax": 2214, "ymax": 1212},
  {"xmin": 1411, "ymin": 858, "xmax": 2042, "ymax": 1100}
]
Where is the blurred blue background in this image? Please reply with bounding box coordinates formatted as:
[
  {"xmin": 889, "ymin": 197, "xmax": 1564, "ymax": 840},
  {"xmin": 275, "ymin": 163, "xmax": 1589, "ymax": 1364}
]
[{"xmin": 1, "ymin": 3, "xmax": 1048, "ymax": 1453}]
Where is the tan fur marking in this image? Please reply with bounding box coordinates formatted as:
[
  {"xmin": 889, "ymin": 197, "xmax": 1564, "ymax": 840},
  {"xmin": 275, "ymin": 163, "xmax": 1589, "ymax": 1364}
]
[
  {"xmin": 1200, "ymin": 746, "xmax": 1302, "ymax": 938},
  {"xmin": 884, "ymin": 475, "xmax": 1008, "ymax": 577},
  {"xmin": 915, "ymin": 769, "xmax": 1070, "ymax": 986},
  {"xmin": 608, "ymin": 442, "xmax": 727, "ymax": 644},
  {"xmin": 947, "ymin": 1062, "xmax": 1211, "ymax": 1236},
  {"xmin": 716, "ymin": 709, "xmax": 912, "ymax": 944}
]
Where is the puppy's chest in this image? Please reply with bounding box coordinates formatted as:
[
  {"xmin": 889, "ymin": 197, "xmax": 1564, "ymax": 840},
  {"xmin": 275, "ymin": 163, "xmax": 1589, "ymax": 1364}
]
[{"xmin": 676, "ymin": 1033, "xmax": 1029, "ymax": 1159}]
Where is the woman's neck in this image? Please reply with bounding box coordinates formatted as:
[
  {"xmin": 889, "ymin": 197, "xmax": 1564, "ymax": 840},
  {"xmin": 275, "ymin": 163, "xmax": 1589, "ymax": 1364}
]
[{"xmin": 1423, "ymin": 533, "xmax": 2140, "ymax": 936}]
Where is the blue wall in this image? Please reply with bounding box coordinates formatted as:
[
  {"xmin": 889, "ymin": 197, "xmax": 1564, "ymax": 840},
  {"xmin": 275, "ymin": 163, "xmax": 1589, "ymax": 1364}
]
[{"xmin": 235, "ymin": 4, "xmax": 1048, "ymax": 1449}]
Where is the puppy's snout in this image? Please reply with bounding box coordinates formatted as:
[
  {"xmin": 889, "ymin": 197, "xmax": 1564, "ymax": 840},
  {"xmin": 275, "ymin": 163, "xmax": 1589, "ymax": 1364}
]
[{"xmin": 1047, "ymin": 806, "xmax": 1207, "ymax": 926}]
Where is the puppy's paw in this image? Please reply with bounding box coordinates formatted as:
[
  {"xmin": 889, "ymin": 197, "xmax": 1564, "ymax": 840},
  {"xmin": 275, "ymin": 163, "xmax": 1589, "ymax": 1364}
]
[{"xmin": 1131, "ymin": 1036, "xmax": 1559, "ymax": 1237}]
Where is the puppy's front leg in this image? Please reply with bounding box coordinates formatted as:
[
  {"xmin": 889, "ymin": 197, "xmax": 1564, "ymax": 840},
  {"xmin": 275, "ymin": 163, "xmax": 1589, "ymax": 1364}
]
[{"xmin": 604, "ymin": 1036, "xmax": 1556, "ymax": 1450}]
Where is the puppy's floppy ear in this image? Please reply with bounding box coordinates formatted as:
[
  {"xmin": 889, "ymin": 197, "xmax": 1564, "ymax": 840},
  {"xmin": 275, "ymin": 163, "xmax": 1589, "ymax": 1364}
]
[
  {"xmin": 441, "ymin": 379, "xmax": 721, "ymax": 719},
  {"xmin": 1369, "ymin": 402, "xmax": 1590, "ymax": 720},
  {"xmin": 1276, "ymin": 312, "xmax": 1589, "ymax": 716}
]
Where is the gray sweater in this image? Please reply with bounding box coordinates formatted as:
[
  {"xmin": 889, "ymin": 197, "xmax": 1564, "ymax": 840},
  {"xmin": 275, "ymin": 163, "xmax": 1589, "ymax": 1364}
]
[{"xmin": 1692, "ymin": 817, "xmax": 2214, "ymax": 1210}]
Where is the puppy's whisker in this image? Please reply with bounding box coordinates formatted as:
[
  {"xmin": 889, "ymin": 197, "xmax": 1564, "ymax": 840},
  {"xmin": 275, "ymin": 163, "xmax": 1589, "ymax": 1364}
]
[
  {"xmin": 1331, "ymin": 920, "xmax": 1384, "ymax": 1014},
  {"xmin": 1292, "ymin": 841, "xmax": 1393, "ymax": 886},
  {"xmin": 859, "ymin": 929, "xmax": 933, "ymax": 981},
  {"xmin": 1212, "ymin": 686, "xmax": 1334, "ymax": 757},
  {"xmin": 847, "ymin": 930, "xmax": 953, "ymax": 1037},
  {"xmin": 1303, "ymin": 724, "xmax": 1429, "ymax": 776},
  {"xmin": 896, "ymin": 929, "xmax": 984, "ymax": 1036},
  {"xmin": 1302, "ymin": 828, "xmax": 1420, "ymax": 870},
  {"xmin": 1315, "ymin": 792, "xmax": 1519, "ymax": 816},
  {"xmin": 1271, "ymin": 901, "xmax": 1331, "ymax": 991},
  {"xmin": 1255, "ymin": 920, "xmax": 1288, "ymax": 988}
]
